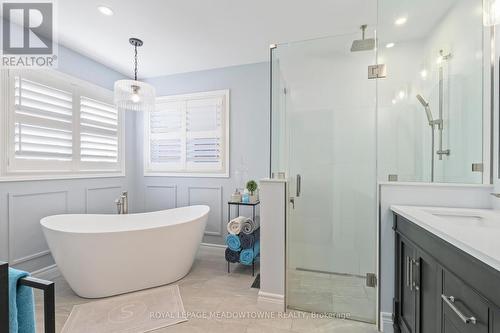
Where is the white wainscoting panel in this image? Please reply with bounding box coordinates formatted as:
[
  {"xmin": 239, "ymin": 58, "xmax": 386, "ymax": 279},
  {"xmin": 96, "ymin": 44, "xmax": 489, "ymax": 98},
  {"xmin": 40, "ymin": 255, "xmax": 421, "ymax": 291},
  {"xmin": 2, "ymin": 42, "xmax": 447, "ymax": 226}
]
[
  {"xmin": 85, "ymin": 186, "xmax": 123, "ymax": 214},
  {"xmin": 144, "ymin": 185, "xmax": 177, "ymax": 212},
  {"xmin": 8, "ymin": 190, "xmax": 68, "ymax": 265},
  {"xmin": 188, "ymin": 186, "xmax": 223, "ymax": 236}
]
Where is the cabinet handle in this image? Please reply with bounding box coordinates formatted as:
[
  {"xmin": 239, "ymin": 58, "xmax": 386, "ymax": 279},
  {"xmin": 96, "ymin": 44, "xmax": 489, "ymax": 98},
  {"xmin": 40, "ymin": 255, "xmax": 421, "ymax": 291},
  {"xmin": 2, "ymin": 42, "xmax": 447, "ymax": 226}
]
[
  {"xmin": 296, "ymin": 174, "xmax": 301, "ymax": 197},
  {"xmin": 405, "ymin": 257, "xmax": 410, "ymax": 287},
  {"xmin": 412, "ymin": 259, "xmax": 419, "ymax": 291},
  {"xmin": 409, "ymin": 258, "xmax": 413, "ymax": 291},
  {"xmin": 441, "ymin": 295, "xmax": 477, "ymax": 325}
]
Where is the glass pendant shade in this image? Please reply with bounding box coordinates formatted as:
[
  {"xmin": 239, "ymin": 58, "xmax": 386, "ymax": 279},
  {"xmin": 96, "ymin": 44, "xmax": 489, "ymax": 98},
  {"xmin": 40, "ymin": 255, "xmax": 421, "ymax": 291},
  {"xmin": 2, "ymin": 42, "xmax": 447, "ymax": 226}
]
[
  {"xmin": 114, "ymin": 38, "xmax": 155, "ymax": 112},
  {"xmin": 114, "ymin": 79, "xmax": 155, "ymax": 112}
]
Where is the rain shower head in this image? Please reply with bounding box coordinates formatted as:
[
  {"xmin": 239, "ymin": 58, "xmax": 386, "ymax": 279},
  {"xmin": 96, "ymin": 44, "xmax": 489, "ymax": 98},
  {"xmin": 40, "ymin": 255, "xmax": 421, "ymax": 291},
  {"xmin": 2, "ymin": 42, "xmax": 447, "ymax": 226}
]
[
  {"xmin": 416, "ymin": 94, "xmax": 434, "ymax": 126},
  {"xmin": 351, "ymin": 25, "xmax": 375, "ymax": 52}
]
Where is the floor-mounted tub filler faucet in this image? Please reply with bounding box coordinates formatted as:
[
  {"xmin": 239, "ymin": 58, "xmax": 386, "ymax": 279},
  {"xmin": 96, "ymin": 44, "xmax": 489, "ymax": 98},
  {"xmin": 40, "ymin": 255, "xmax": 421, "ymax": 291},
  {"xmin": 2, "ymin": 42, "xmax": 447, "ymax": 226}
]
[{"xmin": 115, "ymin": 191, "xmax": 128, "ymax": 214}]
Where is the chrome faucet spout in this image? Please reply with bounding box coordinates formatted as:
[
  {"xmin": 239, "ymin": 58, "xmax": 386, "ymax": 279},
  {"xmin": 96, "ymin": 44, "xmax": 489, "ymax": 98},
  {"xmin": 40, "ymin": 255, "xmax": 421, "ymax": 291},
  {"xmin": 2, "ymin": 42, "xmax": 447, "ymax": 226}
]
[
  {"xmin": 115, "ymin": 191, "xmax": 129, "ymax": 214},
  {"xmin": 115, "ymin": 199, "xmax": 122, "ymax": 214},
  {"xmin": 121, "ymin": 191, "xmax": 129, "ymax": 214}
]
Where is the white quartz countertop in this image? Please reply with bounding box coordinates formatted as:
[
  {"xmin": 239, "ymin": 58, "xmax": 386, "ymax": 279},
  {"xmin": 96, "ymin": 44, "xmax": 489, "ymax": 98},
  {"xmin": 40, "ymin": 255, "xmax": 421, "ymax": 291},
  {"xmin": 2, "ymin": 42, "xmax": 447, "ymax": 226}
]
[{"xmin": 391, "ymin": 205, "xmax": 500, "ymax": 272}]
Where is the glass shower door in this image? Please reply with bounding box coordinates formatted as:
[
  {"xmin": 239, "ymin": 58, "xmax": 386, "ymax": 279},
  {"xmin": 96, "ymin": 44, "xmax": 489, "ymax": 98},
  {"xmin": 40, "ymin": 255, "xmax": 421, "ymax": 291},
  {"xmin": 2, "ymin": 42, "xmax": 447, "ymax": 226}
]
[{"xmin": 276, "ymin": 33, "xmax": 377, "ymax": 323}]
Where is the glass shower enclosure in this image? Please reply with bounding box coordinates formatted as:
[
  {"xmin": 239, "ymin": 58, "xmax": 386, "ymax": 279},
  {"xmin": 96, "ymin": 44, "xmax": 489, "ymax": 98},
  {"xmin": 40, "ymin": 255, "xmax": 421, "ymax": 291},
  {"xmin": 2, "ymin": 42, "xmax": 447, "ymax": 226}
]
[{"xmin": 271, "ymin": 32, "xmax": 378, "ymax": 323}]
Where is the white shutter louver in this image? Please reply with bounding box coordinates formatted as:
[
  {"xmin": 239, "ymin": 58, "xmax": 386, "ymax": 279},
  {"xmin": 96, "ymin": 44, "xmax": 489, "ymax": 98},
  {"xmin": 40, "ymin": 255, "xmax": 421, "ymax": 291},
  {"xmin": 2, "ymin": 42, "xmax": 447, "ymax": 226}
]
[
  {"xmin": 186, "ymin": 98, "xmax": 223, "ymax": 171},
  {"xmin": 145, "ymin": 90, "xmax": 228, "ymax": 177},
  {"xmin": 149, "ymin": 101, "xmax": 183, "ymax": 169},
  {"xmin": 14, "ymin": 76, "xmax": 73, "ymax": 162},
  {"xmin": 80, "ymin": 97, "xmax": 118, "ymax": 163},
  {"xmin": 5, "ymin": 70, "xmax": 123, "ymax": 177}
]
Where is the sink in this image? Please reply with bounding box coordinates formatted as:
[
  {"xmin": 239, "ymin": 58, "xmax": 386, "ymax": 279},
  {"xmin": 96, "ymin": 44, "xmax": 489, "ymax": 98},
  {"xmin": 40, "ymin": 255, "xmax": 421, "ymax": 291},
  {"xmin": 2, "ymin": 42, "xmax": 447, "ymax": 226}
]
[{"xmin": 391, "ymin": 205, "xmax": 500, "ymax": 272}]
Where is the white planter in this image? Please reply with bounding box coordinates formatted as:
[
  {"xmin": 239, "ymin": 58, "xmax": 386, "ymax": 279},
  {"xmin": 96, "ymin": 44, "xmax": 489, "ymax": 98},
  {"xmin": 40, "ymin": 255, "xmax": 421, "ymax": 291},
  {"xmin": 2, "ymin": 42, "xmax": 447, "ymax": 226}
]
[{"xmin": 250, "ymin": 191, "xmax": 259, "ymax": 203}]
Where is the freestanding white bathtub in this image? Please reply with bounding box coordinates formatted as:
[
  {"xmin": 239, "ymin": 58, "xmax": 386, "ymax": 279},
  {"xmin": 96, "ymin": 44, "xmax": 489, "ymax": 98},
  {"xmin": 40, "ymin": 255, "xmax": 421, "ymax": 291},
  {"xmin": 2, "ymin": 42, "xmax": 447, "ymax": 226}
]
[{"xmin": 40, "ymin": 205, "xmax": 209, "ymax": 298}]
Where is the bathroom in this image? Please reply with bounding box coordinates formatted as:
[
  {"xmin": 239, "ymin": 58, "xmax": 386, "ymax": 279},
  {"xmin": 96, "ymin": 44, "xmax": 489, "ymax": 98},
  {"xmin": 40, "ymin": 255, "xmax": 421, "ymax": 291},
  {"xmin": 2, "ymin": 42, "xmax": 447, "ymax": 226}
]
[{"xmin": 1, "ymin": 0, "xmax": 499, "ymax": 332}]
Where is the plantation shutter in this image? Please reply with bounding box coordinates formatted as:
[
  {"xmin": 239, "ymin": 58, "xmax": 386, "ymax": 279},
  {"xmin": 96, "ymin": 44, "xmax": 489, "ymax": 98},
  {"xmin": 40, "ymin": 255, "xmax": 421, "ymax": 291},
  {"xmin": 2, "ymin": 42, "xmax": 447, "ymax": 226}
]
[
  {"xmin": 5, "ymin": 70, "xmax": 123, "ymax": 176},
  {"xmin": 186, "ymin": 97, "xmax": 223, "ymax": 171},
  {"xmin": 80, "ymin": 97, "xmax": 119, "ymax": 164},
  {"xmin": 149, "ymin": 100, "xmax": 184, "ymax": 170},
  {"xmin": 12, "ymin": 75, "xmax": 73, "ymax": 168},
  {"xmin": 145, "ymin": 90, "xmax": 228, "ymax": 176}
]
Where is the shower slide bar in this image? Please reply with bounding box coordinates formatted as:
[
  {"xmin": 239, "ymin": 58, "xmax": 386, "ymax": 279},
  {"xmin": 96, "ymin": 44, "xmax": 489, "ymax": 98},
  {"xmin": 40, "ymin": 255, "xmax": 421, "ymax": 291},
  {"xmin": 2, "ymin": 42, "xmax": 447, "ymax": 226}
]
[{"xmin": 437, "ymin": 49, "xmax": 452, "ymax": 160}]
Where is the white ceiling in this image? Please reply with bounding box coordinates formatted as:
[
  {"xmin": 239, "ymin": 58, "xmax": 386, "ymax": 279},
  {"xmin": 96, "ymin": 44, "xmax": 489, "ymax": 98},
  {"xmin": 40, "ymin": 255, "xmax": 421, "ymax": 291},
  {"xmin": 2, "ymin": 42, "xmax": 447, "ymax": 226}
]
[
  {"xmin": 377, "ymin": 0, "xmax": 460, "ymax": 45},
  {"xmin": 57, "ymin": 0, "xmax": 377, "ymax": 78}
]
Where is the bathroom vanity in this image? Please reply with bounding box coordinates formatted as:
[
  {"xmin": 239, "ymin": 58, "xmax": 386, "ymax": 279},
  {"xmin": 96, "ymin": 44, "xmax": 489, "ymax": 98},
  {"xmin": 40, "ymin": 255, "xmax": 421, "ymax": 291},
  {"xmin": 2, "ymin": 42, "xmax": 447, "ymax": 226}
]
[{"xmin": 392, "ymin": 206, "xmax": 500, "ymax": 333}]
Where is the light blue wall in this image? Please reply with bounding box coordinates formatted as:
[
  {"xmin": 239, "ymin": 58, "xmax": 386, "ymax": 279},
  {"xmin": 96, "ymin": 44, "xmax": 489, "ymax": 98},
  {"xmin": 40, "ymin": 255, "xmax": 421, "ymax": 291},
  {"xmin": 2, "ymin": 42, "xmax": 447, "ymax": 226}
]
[
  {"xmin": 57, "ymin": 46, "xmax": 127, "ymax": 89},
  {"xmin": 0, "ymin": 45, "xmax": 136, "ymax": 272},
  {"xmin": 137, "ymin": 63, "xmax": 270, "ymax": 244},
  {"xmin": 1, "ymin": 54, "xmax": 269, "ymax": 272}
]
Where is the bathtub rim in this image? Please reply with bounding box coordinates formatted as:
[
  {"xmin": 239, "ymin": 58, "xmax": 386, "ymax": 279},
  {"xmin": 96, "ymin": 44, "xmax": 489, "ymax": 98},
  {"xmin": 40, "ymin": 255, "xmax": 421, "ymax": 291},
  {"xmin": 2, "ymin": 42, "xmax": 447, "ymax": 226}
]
[{"xmin": 40, "ymin": 204, "xmax": 210, "ymax": 234}]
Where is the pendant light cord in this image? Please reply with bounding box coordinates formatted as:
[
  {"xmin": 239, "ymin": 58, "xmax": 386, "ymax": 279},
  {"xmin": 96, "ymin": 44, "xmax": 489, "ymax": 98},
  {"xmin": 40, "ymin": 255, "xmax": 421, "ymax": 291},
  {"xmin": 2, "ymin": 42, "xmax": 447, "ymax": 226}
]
[{"xmin": 134, "ymin": 44, "xmax": 138, "ymax": 81}]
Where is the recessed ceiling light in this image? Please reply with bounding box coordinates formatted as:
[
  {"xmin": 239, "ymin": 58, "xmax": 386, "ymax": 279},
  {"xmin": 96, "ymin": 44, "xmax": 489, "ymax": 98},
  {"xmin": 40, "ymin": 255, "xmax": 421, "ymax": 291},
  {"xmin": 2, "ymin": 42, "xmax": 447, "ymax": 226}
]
[
  {"xmin": 385, "ymin": 42, "xmax": 395, "ymax": 48},
  {"xmin": 420, "ymin": 69, "xmax": 428, "ymax": 79},
  {"xmin": 97, "ymin": 5, "xmax": 114, "ymax": 16},
  {"xmin": 394, "ymin": 17, "xmax": 407, "ymax": 26}
]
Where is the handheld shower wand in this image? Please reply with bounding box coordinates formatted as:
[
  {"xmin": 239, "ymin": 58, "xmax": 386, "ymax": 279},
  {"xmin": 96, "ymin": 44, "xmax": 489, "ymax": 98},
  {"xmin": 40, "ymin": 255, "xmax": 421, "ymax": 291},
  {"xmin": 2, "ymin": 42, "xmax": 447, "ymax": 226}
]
[
  {"xmin": 416, "ymin": 94, "xmax": 436, "ymax": 182},
  {"xmin": 416, "ymin": 94, "xmax": 434, "ymax": 127}
]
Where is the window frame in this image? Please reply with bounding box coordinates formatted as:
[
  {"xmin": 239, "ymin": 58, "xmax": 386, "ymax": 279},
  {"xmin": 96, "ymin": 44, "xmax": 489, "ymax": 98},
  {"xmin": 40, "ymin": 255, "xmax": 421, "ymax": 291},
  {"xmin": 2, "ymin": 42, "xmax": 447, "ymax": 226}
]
[
  {"xmin": 144, "ymin": 89, "xmax": 230, "ymax": 178},
  {"xmin": 0, "ymin": 69, "xmax": 125, "ymax": 182}
]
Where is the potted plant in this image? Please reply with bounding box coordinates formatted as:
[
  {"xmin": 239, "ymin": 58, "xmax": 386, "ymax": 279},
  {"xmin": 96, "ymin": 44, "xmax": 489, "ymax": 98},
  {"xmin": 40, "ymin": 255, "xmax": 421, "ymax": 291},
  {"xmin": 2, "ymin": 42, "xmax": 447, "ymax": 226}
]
[{"xmin": 246, "ymin": 180, "xmax": 259, "ymax": 203}]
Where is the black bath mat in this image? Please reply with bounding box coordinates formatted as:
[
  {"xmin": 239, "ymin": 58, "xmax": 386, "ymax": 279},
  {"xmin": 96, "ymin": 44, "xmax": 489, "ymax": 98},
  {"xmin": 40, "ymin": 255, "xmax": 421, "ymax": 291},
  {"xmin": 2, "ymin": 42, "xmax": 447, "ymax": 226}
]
[{"xmin": 251, "ymin": 274, "xmax": 260, "ymax": 289}]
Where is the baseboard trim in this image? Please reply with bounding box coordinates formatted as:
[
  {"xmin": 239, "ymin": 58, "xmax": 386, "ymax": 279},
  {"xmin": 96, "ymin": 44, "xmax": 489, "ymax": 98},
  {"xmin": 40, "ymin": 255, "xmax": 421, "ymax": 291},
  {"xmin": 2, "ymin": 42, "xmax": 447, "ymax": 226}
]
[
  {"xmin": 257, "ymin": 291, "xmax": 285, "ymax": 312},
  {"xmin": 201, "ymin": 242, "xmax": 226, "ymax": 249},
  {"xmin": 380, "ymin": 312, "xmax": 394, "ymax": 333},
  {"xmin": 31, "ymin": 264, "xmax": 60, "ymax": 281}
]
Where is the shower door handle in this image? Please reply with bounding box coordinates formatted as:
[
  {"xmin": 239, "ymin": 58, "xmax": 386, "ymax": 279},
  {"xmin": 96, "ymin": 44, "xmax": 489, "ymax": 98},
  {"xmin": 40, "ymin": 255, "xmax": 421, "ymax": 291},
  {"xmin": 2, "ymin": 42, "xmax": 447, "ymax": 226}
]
[{"xmin": 296, "ymin": 174, "xmax": 301, "ymax": 197}]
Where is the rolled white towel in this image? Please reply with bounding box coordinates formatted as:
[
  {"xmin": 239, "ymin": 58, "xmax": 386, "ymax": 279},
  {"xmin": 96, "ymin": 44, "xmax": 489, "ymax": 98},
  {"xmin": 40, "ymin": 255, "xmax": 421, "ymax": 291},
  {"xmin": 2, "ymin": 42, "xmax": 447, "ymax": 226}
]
[
  {"xmin": 227, "ymin": 216, "xmax": 246, "ymax": 235},
  {"xmin": 241, "ymin": 216, "xmax": 260, "ymax": 235}
]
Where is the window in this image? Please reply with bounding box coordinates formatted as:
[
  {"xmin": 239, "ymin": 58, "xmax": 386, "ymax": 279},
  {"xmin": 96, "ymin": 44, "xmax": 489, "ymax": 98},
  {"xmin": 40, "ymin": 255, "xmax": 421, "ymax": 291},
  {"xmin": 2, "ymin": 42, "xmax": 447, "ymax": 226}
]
[
  {"xmin": 144, "ymin": 90, "xmax": 229, "ymax": 177},
  {"xmin": 0, "ymin": 69, "xmax": 124, "ymax": 179}
]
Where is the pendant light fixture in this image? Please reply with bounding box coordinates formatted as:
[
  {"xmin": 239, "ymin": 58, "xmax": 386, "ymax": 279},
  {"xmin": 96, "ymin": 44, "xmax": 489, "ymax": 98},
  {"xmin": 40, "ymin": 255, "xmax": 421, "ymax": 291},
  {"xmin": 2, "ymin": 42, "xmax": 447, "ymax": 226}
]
[{"xmin": 114, "ymin": 38, "xmax": 155, "ymax": 112}]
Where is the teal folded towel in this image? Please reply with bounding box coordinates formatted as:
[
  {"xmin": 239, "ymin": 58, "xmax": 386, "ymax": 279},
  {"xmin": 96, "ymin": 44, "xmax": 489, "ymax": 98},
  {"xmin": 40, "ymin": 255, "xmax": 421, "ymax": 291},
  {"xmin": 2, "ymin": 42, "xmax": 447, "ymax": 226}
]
[
  {"xmin": 239, "ymin": 240, "xmax": 260, "ymax": 265},
  {"xmin": 9, "ymin": 268, "xmax": 36, "ymax": 333},
  {"xmin": 226, "ymin": 234, "xmax": 241, "ymax": 251}
]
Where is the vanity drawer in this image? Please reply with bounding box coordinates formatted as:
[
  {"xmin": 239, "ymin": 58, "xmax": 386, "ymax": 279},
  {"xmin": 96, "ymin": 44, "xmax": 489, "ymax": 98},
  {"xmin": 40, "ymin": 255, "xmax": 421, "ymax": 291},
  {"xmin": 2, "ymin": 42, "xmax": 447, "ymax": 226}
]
[{"xmin": 442, "ymin": 269, "xmax": 489, "ymax": 333}]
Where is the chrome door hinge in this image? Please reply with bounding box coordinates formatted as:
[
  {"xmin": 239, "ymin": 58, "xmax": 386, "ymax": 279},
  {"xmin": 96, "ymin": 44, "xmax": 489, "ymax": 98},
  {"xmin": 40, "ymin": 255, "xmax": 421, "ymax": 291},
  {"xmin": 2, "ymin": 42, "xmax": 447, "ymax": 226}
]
[
  {"xmin": 368, "ymin": 64, "xmax": 386, "ymax": 79},
  {"xmin": 366, "ymin": 273, "xmax": 377, "ymax": 287}
]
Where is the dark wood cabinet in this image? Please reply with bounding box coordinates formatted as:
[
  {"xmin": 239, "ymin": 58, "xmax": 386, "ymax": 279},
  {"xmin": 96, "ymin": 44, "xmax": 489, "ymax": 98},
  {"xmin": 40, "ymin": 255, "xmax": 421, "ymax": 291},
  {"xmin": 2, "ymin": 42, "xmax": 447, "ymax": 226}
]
[
  {"xmin": 416, "ymin": 248, "xmax": 440, "ymax": 333},
  {"xmin": 396, "ymin": 235, "xmax": 417, "ymax": 333},
  {"xmin": 394, "ymin": 213, "xmax": 500, "ymax": 333}
]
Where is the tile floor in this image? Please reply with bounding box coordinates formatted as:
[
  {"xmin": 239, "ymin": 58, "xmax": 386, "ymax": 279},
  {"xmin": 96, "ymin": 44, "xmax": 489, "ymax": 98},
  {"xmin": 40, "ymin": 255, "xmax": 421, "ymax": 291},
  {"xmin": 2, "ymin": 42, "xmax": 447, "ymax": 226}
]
[
  {"xmin": 287, "ymin": 269, "xmax": 376, "ymax": 322},
  {"xmin": 34, "ymin": 246, "xmax": 379, "ymax": 332}
]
